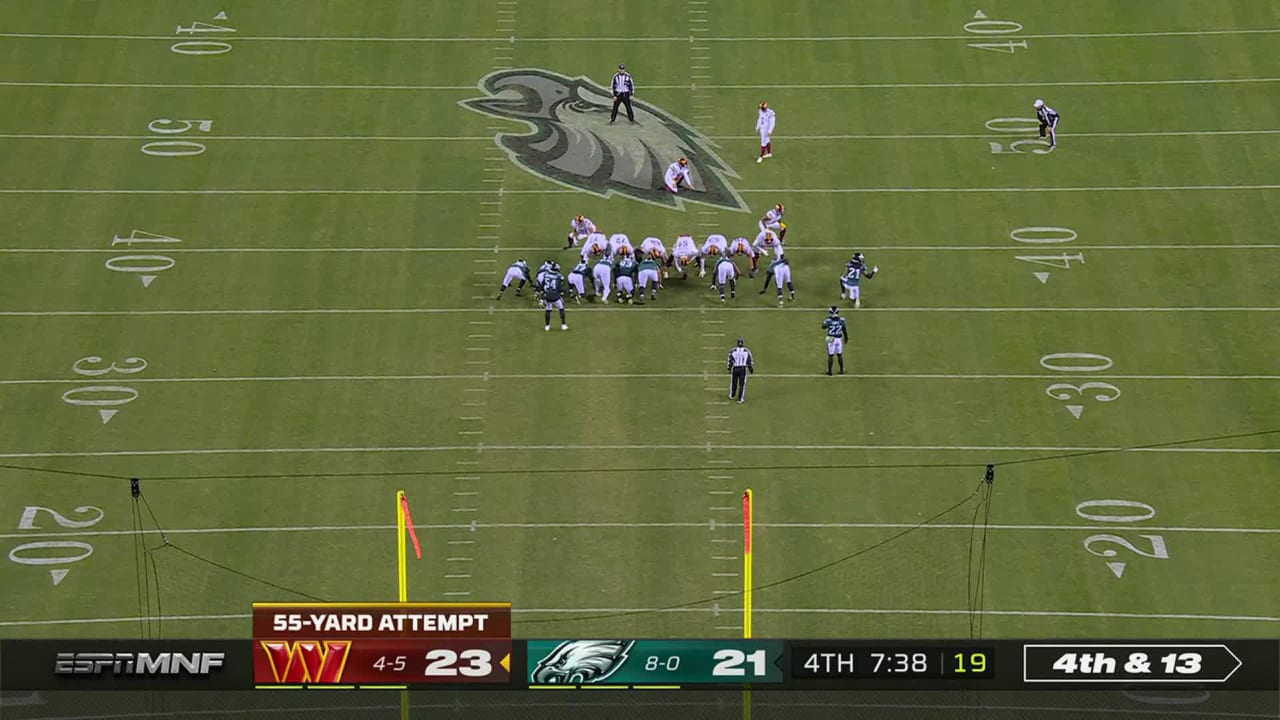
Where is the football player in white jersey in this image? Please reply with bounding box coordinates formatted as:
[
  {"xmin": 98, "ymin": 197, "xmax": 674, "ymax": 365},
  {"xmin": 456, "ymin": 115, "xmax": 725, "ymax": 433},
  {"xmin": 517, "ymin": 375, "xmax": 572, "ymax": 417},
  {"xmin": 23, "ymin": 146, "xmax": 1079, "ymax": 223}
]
[
  {"xmin": 714, "ymin": 254, "xmax": 738, "ymax": 303},
  {"xmin": 663, "ymin": 157, "xmax": 695, "ymax": 194},
  {"xmin": 699, "ymin": 234, "xmax": 728, "ymax": 278},
  {"xmin": 607, "ymin": 233, "xmax": 634, "ymax": 260},
  {"xmin": 727, "ymin": 235, "xmax": 758, "ymax": 276},
  {"xmin": 591, "ymin": 255, "xmax": 613, "ymax": 303},
  {"xmin": 759, "ymin": 203, "xmax": 786, "ymax": 241},
  {"xmin": 755, "ymin": 101, "xmax": 776, "ymax": 163},
  {"xmin": 640, "ymin": 238, "xmax": 670, "ymax": 278},
  {"xmin": 580, "ymin": 232, "xmax": 609, "ymax": 263},
  {"xmin": 564, "ymin": 214, "xmax": 597, "ymax": 249},
  {"xmin": 752, "ymin": 228, "xmax": 782, "ymax": 261},
  {"xmin": 669, "ymin": 234, "xmax": 700, "ymax": 280}
]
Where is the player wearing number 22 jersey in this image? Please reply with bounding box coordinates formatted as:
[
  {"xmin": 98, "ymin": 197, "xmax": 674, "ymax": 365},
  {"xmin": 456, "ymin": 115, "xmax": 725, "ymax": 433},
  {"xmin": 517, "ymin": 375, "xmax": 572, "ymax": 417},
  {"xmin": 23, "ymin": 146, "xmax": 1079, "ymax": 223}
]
[{"xmin": 821, "ymin": 306, "xmax": 848, "ymax": 375}]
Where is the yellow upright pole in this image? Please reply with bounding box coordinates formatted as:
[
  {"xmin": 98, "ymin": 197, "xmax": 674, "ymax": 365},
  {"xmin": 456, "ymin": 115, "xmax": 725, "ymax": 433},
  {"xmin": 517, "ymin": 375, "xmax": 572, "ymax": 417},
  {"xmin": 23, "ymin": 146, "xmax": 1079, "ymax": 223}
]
[
  {"xmin": 743, "ymin": 489, "xmax": 754, "ymax": 720},
  {"xmin": 396, "ymin": 490, "xmax": 408, "ymax": 602},
  {"xmin": 743, "ymin": 488, "xmax": 753, "ymax": 638},
  {"xmin": 396, "ymin": 490, "xmax": 410, "ymax": 720}
]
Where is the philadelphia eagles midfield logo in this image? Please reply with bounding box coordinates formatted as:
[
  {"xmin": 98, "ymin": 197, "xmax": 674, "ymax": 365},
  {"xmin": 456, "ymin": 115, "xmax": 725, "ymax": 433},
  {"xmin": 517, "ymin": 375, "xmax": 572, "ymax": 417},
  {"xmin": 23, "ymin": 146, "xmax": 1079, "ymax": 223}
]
[
  {"xmin": 460, "ymin": 69, "xmax": 748, "ymax": 212},
  {"xmin": 529, "ymin": 640, "xmax": 635, "ymax": 684}
]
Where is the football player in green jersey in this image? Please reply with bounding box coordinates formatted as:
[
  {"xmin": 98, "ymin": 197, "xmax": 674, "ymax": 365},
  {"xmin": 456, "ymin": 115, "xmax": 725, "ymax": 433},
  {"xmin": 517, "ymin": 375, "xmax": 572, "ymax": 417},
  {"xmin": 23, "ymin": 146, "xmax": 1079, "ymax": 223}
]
[
  {"xmin": 757, "ymin": 249, "xmax": 796, "ymax": 306},
  {"xmin": 540, "ymin": 263, "xmax": 569, "ymax": 331},
  {"xmin": 821, "ymin": 306, "xmax": 849, "ymax": 375},
  {"xmin": 840, "ymin": 252, "xmax": 878, "ymax": 309},
  {"xmin": 637, "ymin": 254, "xmax": 663, "ymax": 303},
  {"xmin": 714, "ymin": 254, "xmax": 738, "ymax": 303},
  {"xmin": 567, "ymin": 259, "xmax": 590, "ymax": 304},
  {"xmin": 613, "ymin": 248, "xmax": 639, "ymax": 304},
  {"xmin": 496, "ymin": 258, "xmax": 531, "ymax": 300}
]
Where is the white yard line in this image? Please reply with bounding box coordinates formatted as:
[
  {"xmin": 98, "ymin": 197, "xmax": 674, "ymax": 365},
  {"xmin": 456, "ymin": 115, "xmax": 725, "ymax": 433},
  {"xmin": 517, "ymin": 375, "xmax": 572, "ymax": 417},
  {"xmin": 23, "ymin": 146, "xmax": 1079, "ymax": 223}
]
[
  {"xmin": 2, "ymin": 306, "xmax": 1278, "ymax": 318},
  {"xmin": 0, "ymin": 185, "xmax": 1276, "ymax": 196},
  {"xmin": 2, "ymin": 371, "xmax": 1278, "ymax": 386},
  {"xmin": 1, "ymin": 28, "xmax": 1277, "ymax": 42},
  {"xmin": 2, "ymin": 129, "xmax": 1274, "ymax": 141},
  {"xmin": 2, "ymin": 520, "xmax": 1273, "ymax": 542},
  {"xmin": 0, "ymin": 77, "xmax": 1276, "ymax": 91},
  {"xmin": 1, "ymin": 606, "xmax": 1273, "ymax": 628},
  {"xmin": 2, "ymin": 443, "xmax": 1276, "ymax": 460},
  {"xmin": 2, "ymin": 243, "xmax": 1276, "ymax": 254}
]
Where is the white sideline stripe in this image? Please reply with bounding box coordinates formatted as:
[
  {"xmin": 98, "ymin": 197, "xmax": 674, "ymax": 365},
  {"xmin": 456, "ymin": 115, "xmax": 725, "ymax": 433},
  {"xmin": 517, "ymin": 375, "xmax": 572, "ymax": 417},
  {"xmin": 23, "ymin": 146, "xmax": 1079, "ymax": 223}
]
[
  {"xmin": 3, "ymin": 306, "xmax": 1278, "ymax": 318},
  {"xmin": 1, "ymin": 77, "xmax": 1277, "ymax": 91},
  {"xmin": 0, "ymin": 185, "xmax": 1274, "ymax": 197},
  {"xmin": 4, "ymin": 521, "xmax": 1272, "ymax": 542},
  {"xmin": 1, "ymin": 28, "xmax": 1278, "ymax": 42},
  {"xmin": 3, "ymin": 442, "xmax": 1277, "ymax": 460},
  {"xmin": 3, "ymin": 606, "xmax": 1274, "ymax": 628},
  {"xmin": 5, "ymin": 129, "xmax": 1274, "ymax": 142},
  {"xmin": 2, "ymin": 371, "xmax": 1278, "ymax": 387},
  {"xmin": 1, "ymin": 243, "xmax": 1272, "ymax": 253}
]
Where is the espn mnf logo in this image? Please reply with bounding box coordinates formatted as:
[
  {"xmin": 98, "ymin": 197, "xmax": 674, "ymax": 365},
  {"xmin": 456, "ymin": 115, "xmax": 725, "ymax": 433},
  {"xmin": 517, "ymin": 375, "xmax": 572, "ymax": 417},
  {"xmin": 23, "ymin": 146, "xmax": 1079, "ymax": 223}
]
[{"xmin": 55, "ymin": 652, "xmax": 226, "ymax": 676}]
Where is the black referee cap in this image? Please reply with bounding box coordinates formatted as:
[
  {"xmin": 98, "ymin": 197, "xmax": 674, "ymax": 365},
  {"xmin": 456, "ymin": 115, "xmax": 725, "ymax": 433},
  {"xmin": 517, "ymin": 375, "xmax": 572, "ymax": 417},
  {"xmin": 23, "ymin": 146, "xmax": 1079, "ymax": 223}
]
[{"xmin": 736, "ymin": 337, "xmax": 745, "ymax": 347}]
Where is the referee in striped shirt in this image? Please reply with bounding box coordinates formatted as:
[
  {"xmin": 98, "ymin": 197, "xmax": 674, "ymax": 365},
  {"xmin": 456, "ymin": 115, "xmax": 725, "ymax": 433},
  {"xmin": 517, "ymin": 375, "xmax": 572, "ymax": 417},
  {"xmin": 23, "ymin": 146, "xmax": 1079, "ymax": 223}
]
[
  {"xmin": 727, "ymin": 337, "xmax": 754, "ymax": 404},
  {"xmin": 610, "ymin": 64, "xmax": 636, "ymax": 125}
]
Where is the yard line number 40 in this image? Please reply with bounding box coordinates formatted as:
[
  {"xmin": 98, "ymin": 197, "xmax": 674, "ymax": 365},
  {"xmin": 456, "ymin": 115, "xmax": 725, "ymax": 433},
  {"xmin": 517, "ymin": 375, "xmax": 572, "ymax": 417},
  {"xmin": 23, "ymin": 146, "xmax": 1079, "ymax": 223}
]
[
  {"xmin": 171, "ymin": 11, "xmax": 236, "ymax": 56},
  {"xmin": 964, "ymin": 10, "xmax": 1028, "ymax": 54}
]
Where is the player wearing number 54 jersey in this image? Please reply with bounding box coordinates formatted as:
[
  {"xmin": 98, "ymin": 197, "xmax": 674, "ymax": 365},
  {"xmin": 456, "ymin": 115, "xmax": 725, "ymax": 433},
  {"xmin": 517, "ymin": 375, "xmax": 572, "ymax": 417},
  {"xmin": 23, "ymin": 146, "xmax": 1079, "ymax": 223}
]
[
  {"xmin": 541, "ymin": 265, "xmax": 568, "ymax": 331},
  {"xmin": 822, "ymin": 306, "xmax": 848, "ymax": 375}
]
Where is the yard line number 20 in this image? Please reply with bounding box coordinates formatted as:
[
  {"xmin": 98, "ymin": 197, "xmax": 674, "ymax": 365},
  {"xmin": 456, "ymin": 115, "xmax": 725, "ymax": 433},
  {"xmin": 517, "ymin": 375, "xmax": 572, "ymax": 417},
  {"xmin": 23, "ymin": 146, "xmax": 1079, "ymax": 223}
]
[{"xmin": 9, "ymin": 505, "xmax": 105, "ymax": 587}]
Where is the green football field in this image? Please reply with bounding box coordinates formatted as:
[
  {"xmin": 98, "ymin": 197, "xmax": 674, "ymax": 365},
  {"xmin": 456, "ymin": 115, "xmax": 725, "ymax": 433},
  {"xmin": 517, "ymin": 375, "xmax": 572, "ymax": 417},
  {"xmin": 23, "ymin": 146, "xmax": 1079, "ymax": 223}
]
[{"xmin": 1, "ymin": 0, "xmax": 1278, "ymax": 646}]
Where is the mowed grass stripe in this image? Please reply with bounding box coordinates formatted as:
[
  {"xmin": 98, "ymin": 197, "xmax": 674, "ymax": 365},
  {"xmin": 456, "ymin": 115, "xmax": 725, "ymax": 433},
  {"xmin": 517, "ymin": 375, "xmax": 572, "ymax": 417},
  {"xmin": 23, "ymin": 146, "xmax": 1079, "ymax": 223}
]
[
  {"xmin": 4, "ymin": 28, "xmax": 1280, "ymax": 41},
  {"xmin": 1, "ymin": 77, "xmax": 1277, "ymax": 90},
  {"xmin": 4, "ymin": 520, "xmax": 1276, "ymax": 541}
]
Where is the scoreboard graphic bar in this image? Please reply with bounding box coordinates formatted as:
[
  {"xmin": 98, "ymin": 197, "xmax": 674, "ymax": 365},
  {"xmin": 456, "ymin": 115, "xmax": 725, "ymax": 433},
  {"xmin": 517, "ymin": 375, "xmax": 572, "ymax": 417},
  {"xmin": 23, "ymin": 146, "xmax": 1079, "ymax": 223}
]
[{"xmin": 1, "ymin": 639, "xmax": 1276, "ymax": 691}]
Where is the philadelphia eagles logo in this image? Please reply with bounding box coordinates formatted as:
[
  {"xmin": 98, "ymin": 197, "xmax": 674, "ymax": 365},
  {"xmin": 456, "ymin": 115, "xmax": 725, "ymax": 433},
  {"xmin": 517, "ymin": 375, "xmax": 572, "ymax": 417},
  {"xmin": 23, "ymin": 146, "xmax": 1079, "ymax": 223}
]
[
  {"xmin": 530, "ymin": 640, "xmax": 635, "ymax": 684},
  {"xmin": 459, "ymin": 69, "xmax": 748, "ymax": 213}
]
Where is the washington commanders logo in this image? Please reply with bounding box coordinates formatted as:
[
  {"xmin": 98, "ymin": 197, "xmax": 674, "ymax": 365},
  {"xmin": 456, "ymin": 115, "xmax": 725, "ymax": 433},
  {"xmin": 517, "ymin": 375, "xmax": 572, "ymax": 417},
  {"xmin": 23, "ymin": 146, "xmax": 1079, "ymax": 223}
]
[
  {"xmin": 460, "ymin": 69, "xmax": 748, "ymax": 213},
  {"xmin": 259, "ymin": 641, "xmax": 351, "ymax": 683},
  {"xmin": 530, "ymin": 640, "xmax": 635, "ymax": 684}
]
